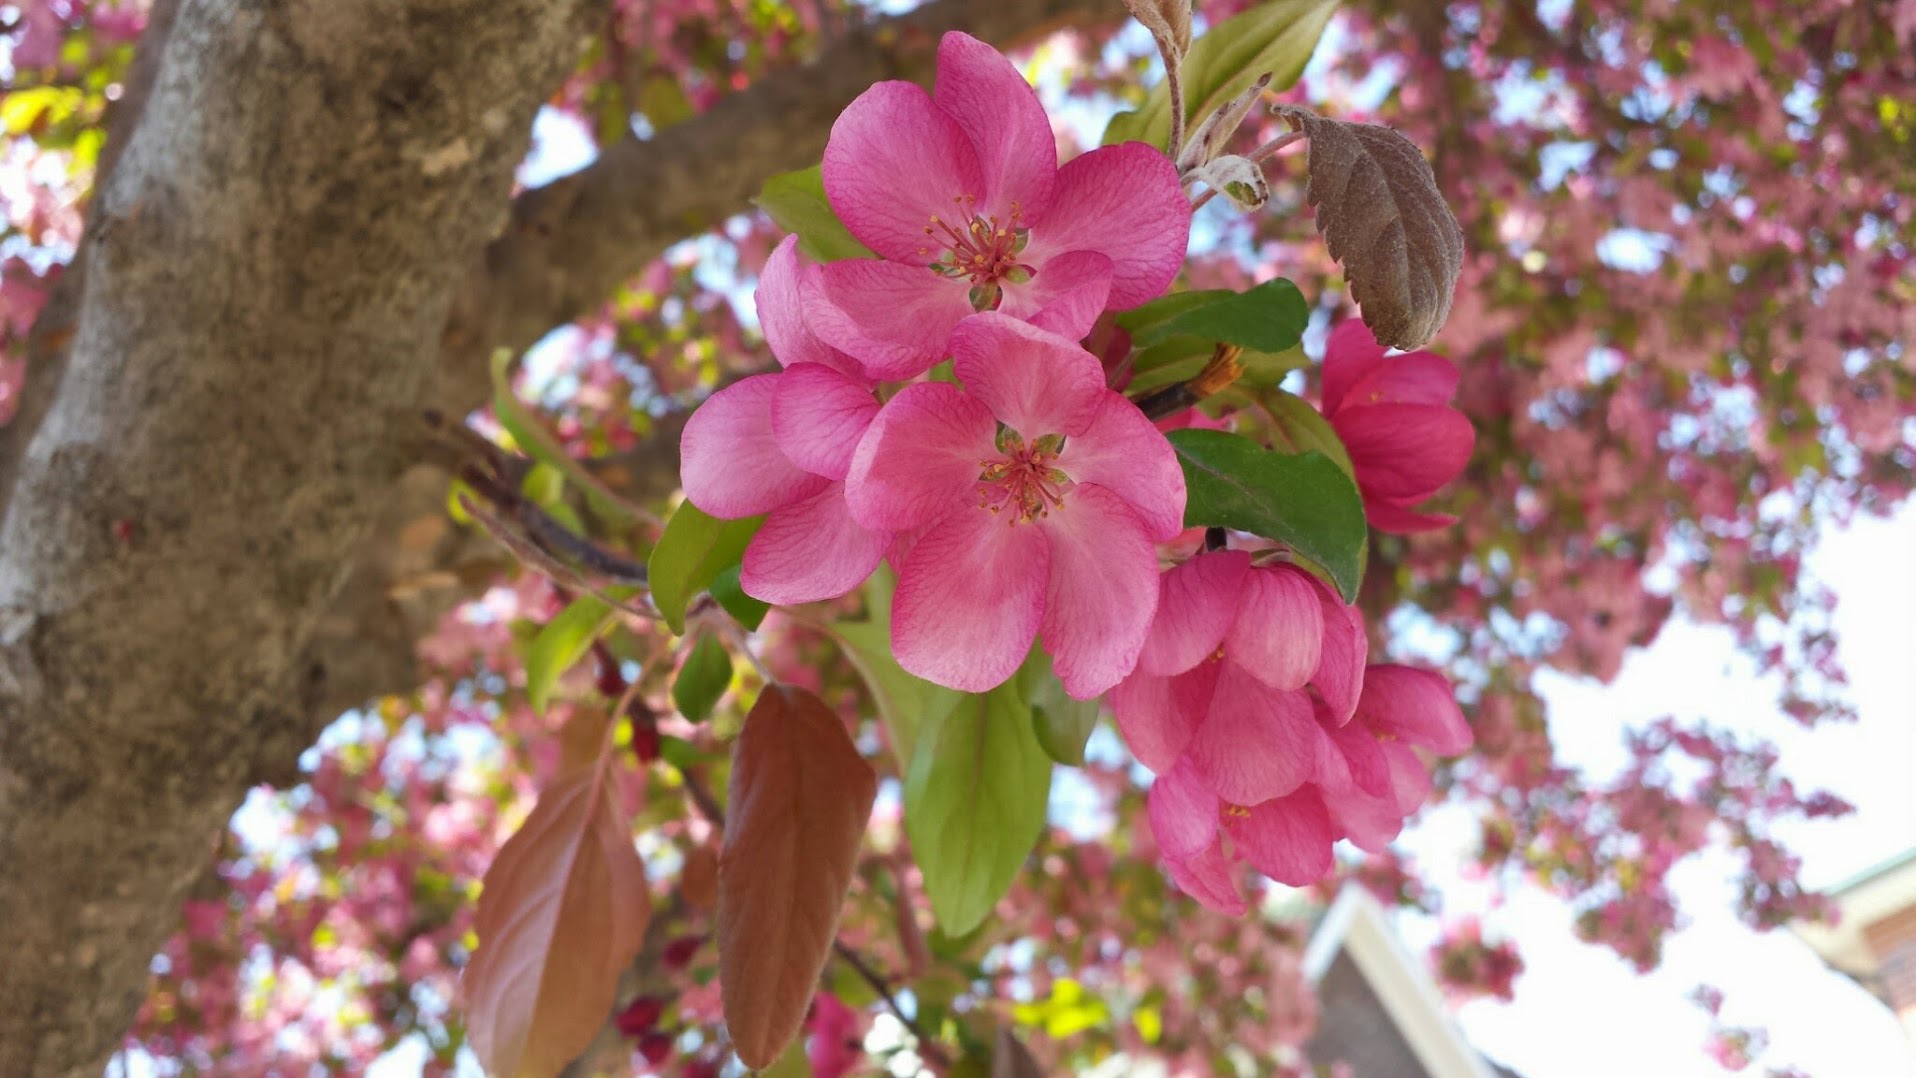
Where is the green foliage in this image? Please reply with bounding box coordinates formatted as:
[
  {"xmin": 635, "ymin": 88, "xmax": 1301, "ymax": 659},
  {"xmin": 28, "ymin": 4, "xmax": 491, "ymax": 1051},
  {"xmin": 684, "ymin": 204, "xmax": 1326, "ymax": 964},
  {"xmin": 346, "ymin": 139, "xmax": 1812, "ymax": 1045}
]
[
  {"xmin": 525, "ymin": 596, "xmax": 617, "ymax": 712},
  {"xmin": 489, "ymin": 350, "xmax": 649, "ymax": 528},
  {"xmin": 904, "ymin": 683, "xmax": 1052, "ymax": 936},
  {"xmin": 647, "ymin": 502, "xmax": 763, "ymax": 634},
  {"xmin": 671, "ymin": 635, "xmax": 733, "ymax": 722},
  {"xmin": 1118, "ymin": 279, "xmax": 1309, "ymax": 354},
  {"xmin": 754, "ymin": 166, "xmax": 875, "ymax": 263},
  {"xmin": 1019, "ymin": 651, "xmax": 1100, "ymax": 767},
  {"xmin": 1103, "ymin": 0, "xmax": 1341, "ymax": 148},
  {"xmin": 709, "ymin": 564, "xmax": 770, "ymax": 631},
  {"xmin": 828, "ymin": 569, "xmax": 961, "ymax": 770},
  {"xmin": 1166, "ymin": 428, "xmax": 1368, "ymax": 600}
]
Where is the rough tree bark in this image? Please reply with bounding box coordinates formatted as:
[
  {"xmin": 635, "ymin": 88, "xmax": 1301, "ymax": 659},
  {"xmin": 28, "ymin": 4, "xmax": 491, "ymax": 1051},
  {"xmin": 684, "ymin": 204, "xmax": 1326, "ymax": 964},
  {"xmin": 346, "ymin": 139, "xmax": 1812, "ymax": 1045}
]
[{"xmin": 0, "ymin": 0, "xmax": 1110, "ymax": 1070}]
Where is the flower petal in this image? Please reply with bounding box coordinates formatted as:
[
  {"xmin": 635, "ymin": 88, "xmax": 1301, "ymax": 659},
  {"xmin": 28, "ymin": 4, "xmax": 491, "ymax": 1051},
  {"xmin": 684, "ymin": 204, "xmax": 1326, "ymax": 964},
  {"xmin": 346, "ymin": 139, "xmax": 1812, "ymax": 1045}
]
[
  {"xmin": 1020, "ymin": 143, "xmax": 1190, "ymax": 309},
  {"xmin": 1323, "ymin": 785, "xmax": 1405, "ymax": 854},
  {"xmin": 1362, "ymin": 499, "xmax": 1459, "ymax": 535},
  {"xmin": 1147, "ymin": 756, "xmax": 1219, "ymax": 860},
  {"xmin": 949, "ymin": 312, "xmax": 1106, "ymax": 437},
  {"xmin": 757, "ymin": 236, "xmax": 863, "ymax": 376},
  {"xmin": 1311, "ymin": 588, "xmax": 1369, "ymax": 726},
  {"xmin": 742, "ymin": 483, "xmax": 889, "ymax": 605},
  {"xmin": 1058, "ymin": 391, "xmax": 1187, "ymax": 539},
  {"xmin": 681, "ymin": 374, "xmax": 829, "ymax": 518},
  {"xmin": 807, "ymin": 259, "xmax": 976, "ymax": 380},
  {"xmin": 771, "ymin": 362, "xmax": 880, "ymax": 480},
  {"xmin": 1345, "ymin": 350, "xmax": 1462, "ymax": 408},
  {"xmin": 1356, "ymin": 665, "xmax": 1473, "ymax": 755},
  {"xmin": 1037, "ymin": 486, "xmax": 1161, "ymax": 699},
  {"xmin": 1321, "ymin": 319, "xmax": 1389, "ymax": 415},
  {"xmin": 1320, "ymin": 704, "xmax": 1392, "ymax": 798},
  {"xmin": 891, "ymin": 506, "xmax": 1048, "ymax": 692},
  {"xmin": 1226, "ymin": 563, "xmax": 1326, "ymax": 692},
  {"xmin": 1110, "ymin": 660, "xmax": 1215, "ymax": 773},
  {"xmin": 999, "ymin": 250, "xmax": 1114, "ymax": 342},
  {"xmin": 823, "ymin": 81, "xmax": 984, "ymax": 263},
  {"xmin": 1334, "ymin": 403, "xmax": 1475, "ymax": 501},
  {"xmin": 932, "ymin": 32, "xmax": 1057, "ymax": 224},
  {"xmin": 1187, "ymin": 664, "xmax": 1322, "ymax": 805},
  {"xmin": 1227, "ymin": 788, "xmax": 1336, "ymax": 887},
  {"xmin": 1137, "ymin": 551, "xmax": 1251, "ymax": 676},
  {"xmin": 1164, "ymin": 840, "xmax": 1247, "ymax": 916},
  {"xmin": 845, "ymin": 382, "xmax": 994, "ymax": 532},
  {"xmin": 1383, "ymin": 739, "xmax": 1435, "ymax": 815}
]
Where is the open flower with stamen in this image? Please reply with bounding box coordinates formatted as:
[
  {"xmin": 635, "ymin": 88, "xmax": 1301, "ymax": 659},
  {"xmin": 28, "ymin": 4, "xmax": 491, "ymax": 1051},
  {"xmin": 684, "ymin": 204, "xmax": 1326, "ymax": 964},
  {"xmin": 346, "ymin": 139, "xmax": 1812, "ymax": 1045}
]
[
  {"xmin": 844, "ymin": 312, "xmax": 1185, "ymax": 698},
  {"xmin": 808, "ymin": 31, "xmax": 1191, "ymax": 379},
  {"xmin": 678, "ymin": 236, "xmax": 891, "ymax": 605}
]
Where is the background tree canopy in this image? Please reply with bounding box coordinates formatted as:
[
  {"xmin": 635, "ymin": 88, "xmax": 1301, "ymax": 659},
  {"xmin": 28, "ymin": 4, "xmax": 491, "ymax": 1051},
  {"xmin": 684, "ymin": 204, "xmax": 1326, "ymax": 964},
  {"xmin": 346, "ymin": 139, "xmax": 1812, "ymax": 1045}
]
[{"xmin": 0, "ymin": 0, "xmax": 1909, "ymax": 1074}]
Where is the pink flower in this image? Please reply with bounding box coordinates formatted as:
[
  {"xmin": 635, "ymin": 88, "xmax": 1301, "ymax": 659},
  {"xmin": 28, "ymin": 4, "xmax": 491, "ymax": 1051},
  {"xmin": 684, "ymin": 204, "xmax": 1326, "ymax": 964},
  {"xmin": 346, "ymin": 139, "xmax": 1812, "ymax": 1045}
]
[
  {"xmin": 678, "ymin": 236, "xmax": 890, "ymax": 604},
  {"xmin": 1320, "ymin": 320, "xmax": 1475, "ymax": 534},
  {"xmin": 844, "ymin": 312, "xmax": 1185, "ymax": 698},
  {"xmin": 804, "ymin": 992, "xmax": 865, "ymax": 1078},
  {"xmin": 1110, "ymin": 550, "xmax": 1370, "ymax": 802},
  {"xmin": 809, "ymin": 32, "xmax": 1191, "ymax": 378}
]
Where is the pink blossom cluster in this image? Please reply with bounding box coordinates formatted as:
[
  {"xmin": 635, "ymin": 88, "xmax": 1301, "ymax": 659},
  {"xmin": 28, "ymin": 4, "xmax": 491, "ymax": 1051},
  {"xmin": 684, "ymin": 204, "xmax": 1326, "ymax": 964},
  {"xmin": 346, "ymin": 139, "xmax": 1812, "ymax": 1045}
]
[
  {"xmin": 679, "ymin": 32, "xmax": 1193, "ymax": 701},
  {"xmin": 1113, "ymin": 550, "xmax": 1473, "ymax": 910}
]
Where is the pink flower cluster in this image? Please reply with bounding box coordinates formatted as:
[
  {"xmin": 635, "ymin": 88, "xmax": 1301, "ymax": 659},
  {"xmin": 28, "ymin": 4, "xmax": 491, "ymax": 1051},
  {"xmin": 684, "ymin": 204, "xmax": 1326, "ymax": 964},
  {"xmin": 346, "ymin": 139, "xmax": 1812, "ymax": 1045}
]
[
  {"xmin": 1113, "ymin": 550, "xmax": 1473, "ymax": 911},
  {"xmin": 680, "ymin": 32, "xmax": 1192, "ymax": 700},
  {"xmin": 1319, "ymin": 320, "xmax": 1474, "ymax": 534}
]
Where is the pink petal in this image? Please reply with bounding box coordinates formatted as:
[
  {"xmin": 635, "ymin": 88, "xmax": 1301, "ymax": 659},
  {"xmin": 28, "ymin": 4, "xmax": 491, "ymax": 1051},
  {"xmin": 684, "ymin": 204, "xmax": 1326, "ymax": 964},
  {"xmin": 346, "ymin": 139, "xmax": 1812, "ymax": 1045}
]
[
  {"xmin": 1137, "ymin": 551, "xmax": 1251, "ymax": 676},
  {"xmin": 999, "ymin": 250, "xmax": 1114, "ymax": 342},
  {"xmin": 1187, "ymin": 664, "xmax": 1322, "ymax": 805},
  {"xmin": 681, "ymin": 374, "xmax": 829, "ymax": 518},
  {"xmin": 1363, "ymin": 499, "xmax": 1459, "ymax": 535},
  {"xmin": 932, "ymin": 32, "xmax": 1057, "ymax": 225},
  {"xmin": 1321, "ymin": 319, "xmax": 1389, "ymax": 415},
  {"xmin": 757, "ymin": 236, "xmax": 863, "ymax": 376},
  {"xmin": 890, "ymin": 506, "xmax": 1048, "ymax": 692},
  {"xmin": 1110, "ymin": 662, "xmax": 1214, "ymax": 773},
  {"xmin": 1037, "ymin": 487, "xmax": 1161, "ymax": 699},
  {"xmin": 1311, "ymin": 589, "xmax": 1369, "ymax": 726},
  {"xmin": 1323, "ymin": 785, "xmax": 1406, "ymax": 854},
  {"xmin": 742, "ymin": 482, "xmax": 889, "ymax": 605},
  {"xmin": 1334, "ymin": 403, "xmax": 1475, "ymax": 501},
  {"xmin": 1165, "ymin": 840, "xmax": 1248, "ymax": 916},
  {"xmin": 806, "ymin": 259, "xmax": 976, "ymax": 380},
  {"xmin": 771, "ymin": 362, "xmax": 880, "ymax": 480},
  {"xmin": 949, "ymin": 312, "xmax": 1106, "ymax": 437},
  {"xmin": 1343, "ymin": 350, "xmax": 1463, "ymax": 409},
  {"xmin": 1226, "ymin": 563, "xmax": 1326, "ymax": 692},
  {"xmin": 1382, "ymin": 739, "xmax": 1435, "ymax": 815},
  {"xmin": 1227, "ymin": 788, "xmax": 1336, "ymax": 887},
  {"xmin": 823, "ymin": 81, "xmax": 984, "ymax": 263},
  {"xmin": 1058, "ymin": 391, "xmax": 1187, "ymax": 540},
  {"xmin": 1147, "ymin": 757, "xmax": 1219, "ymax": 860},
  {"xmin": 1356, "ymin": 665, "xmax": 1473, "ymax": 755},
  {"xmin": 1020, "ymin": 143, "xmax": 1190, "ymax": 309},
  {"xmin": 1320, "ymin": 706, "xmax": 1392, "ymax": 798},
  {"xmin": 845, "ymin": 382, "xmax": 994, "ymax": 532}
]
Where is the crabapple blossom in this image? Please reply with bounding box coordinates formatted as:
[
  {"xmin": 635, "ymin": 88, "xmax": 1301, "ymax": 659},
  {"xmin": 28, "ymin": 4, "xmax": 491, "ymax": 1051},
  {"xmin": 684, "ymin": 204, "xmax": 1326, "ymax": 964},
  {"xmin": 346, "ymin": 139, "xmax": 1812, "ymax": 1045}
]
[
  {"xmin": 1318, "ymin": 319, "xmax": 1474, "ymax": 533},
  {"xmin": 808, "ymin": 32, "xmax": 1191, "ymax": 378},
  {"xmin": 845, "ymin": 312, "xmax": 1185, "ymax": 698}
]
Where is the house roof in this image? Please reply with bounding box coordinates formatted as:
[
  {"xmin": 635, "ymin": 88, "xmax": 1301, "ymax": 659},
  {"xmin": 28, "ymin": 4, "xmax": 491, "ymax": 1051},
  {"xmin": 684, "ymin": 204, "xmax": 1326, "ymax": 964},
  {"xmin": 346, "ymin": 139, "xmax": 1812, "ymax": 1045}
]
[{"xmin": 1792, "ymin": 846, "xmax": 1916, "ymax": 992}]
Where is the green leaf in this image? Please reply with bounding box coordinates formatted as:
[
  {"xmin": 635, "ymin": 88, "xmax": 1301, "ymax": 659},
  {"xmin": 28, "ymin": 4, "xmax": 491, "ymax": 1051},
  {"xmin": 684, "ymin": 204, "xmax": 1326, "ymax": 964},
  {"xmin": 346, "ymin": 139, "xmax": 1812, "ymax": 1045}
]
[
  {"xmin": 710, "ymin": 564, "xmax": 770, "ymax": 631},
  {"xmin": 490, "ymin": 350, "xmax": 649, "ymax": 528},
  {"xmin": 671, "ymin": 634, "xmax": 734, "ymax": 722},
  {"xmin": 648, "ymin": 501, "xmax": 763, "ymax": 634},
  {"xmin": 905, "ymin": 683, "xmax": 1052, "ymax": 935},
  {"xmin": 1122, "ymin": 279, "xmax": 1309, "ymax": 354},
  {"xmin": 755, "ymin": 166, "xmax": 875, "ymax": 263},
  {"xmin": 827, "ymin": 569, "xmax": 961, "ymax": 770},
  {"xmin": 1103, "ymin": 0, "xmax": 1341, "ymax": 148},
  {"xmin": 757, "ymin": 1037, "xmax": 813, "ymax": 1078},
  {"xmin": 1258, "ymin": 387, "xmax": 1356, "ymax": 476},
  {"xmin": 1165, "ymin": 428, "xmax": 1368, "ymax": 601},
  {"xmin": 525, "ymin": 596, "xmax": 617, "ymax": 712},
  {"xmin": 1019, "ymin": 651, "xmax": 1099, "ymax": 767}
]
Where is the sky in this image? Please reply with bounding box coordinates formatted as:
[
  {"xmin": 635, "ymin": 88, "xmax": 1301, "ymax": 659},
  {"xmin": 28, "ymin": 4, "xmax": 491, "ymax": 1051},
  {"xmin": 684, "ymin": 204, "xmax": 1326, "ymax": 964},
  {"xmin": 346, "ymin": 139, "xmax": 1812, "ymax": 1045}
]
[{"xmin": 1396, "ymin": 499, "xmax": 1916, "ymax": 1078}]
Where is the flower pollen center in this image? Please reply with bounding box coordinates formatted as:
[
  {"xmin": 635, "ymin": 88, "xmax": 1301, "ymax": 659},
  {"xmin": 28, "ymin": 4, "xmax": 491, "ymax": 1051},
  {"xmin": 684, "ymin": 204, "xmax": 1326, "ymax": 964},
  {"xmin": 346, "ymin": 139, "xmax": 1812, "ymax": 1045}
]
[
  {"xmin": 977, "ymin": 429, "xmax": 1069, "ymax": 525},
  {"xmin": 921, "ymin": 194, "xmax": 1033, "ymax": 311}
]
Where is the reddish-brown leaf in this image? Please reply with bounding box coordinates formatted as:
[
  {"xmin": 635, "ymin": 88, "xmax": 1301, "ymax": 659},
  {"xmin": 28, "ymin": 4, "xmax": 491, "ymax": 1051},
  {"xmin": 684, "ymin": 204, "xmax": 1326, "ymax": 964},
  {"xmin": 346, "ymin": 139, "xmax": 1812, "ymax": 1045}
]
[
  {"xmin": 680, "ymin": 842, "xmax": 720, "ymax": 910},
  {"xmin": 1275, "ymin": 105, "xmax": 1465, "ymax": 351},
  {"xmin": 718, "ymin": 685, "xmax": 878, "ymax": 1068},
  {"xmin": 463, "ymin": 752, "xmax": 649, "ymax": 1078}
]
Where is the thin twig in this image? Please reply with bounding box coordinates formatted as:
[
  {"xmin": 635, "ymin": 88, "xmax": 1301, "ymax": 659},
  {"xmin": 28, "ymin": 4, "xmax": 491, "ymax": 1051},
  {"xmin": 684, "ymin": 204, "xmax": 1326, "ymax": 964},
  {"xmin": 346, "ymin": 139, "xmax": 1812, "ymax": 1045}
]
[
  {"xmin": 832, "ymin": 941, "xmax": 952, "ymax": 1070},
  {"xmin": 1133, "ymin": 342, "xmax": 1245, "ymax": 421}
]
